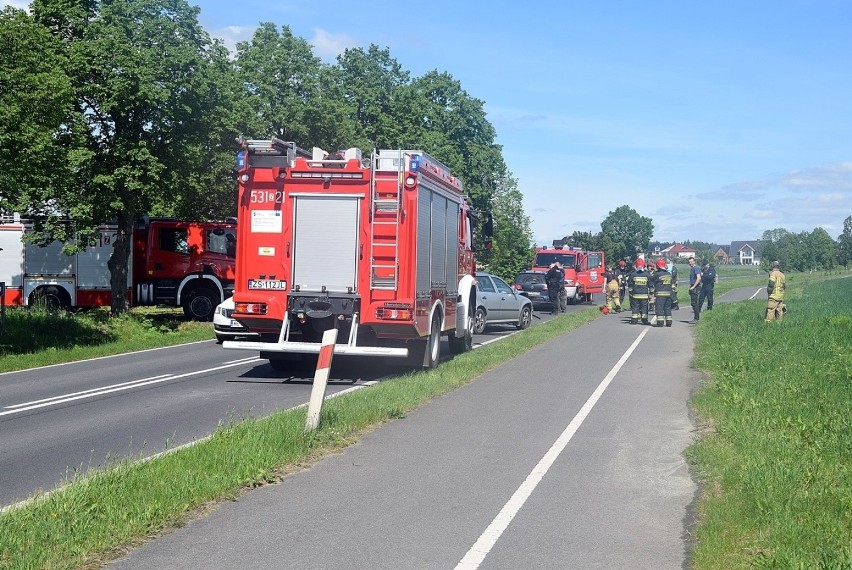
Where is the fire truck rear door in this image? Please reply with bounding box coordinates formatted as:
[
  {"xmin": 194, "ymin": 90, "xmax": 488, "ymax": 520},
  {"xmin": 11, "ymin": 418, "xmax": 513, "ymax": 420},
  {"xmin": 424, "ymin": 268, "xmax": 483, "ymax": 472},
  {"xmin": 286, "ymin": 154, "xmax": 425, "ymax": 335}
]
[{"xmin": 291, "ymin": 195, "xmax": 360, "ymax": 293}]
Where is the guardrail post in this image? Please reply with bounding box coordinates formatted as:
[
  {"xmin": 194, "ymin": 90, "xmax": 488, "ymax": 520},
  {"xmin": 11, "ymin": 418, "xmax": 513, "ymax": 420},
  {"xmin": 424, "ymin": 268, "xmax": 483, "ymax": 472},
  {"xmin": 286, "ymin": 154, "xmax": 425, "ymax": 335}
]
[
  {"xmin": 305, "ymin": 328, "xmax": 338, "ymax": 432},
  {"xmin": 0, "ymin": 281, "xmax": 5, "ymax": 336}
]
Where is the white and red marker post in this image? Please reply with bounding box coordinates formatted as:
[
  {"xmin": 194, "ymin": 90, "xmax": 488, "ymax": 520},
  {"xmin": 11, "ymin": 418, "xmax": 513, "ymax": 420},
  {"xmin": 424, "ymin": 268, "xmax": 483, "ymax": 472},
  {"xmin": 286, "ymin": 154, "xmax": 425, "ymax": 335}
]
[{"xmin": 305, "ymin": 328, "xmax": 338, "ymax": 432}]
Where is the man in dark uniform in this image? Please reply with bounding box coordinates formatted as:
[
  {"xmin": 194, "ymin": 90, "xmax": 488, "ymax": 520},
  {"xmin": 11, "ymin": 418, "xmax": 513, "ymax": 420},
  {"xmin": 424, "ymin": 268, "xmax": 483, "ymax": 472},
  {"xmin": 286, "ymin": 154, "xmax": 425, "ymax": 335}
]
[
  {"xmin": 626, "ymin": 258, "xmax": 651, "ymax": 325},
  {"xmin": 545, "ymin": 262, "xmax": 564, "ymax": 315},
  {"xmin": 651, "ymin": 258, "xmax": 674, "ymax": 327},
  {"xmin": 697, "ymin": 261, "xmax": 717, "ymax": 314}
]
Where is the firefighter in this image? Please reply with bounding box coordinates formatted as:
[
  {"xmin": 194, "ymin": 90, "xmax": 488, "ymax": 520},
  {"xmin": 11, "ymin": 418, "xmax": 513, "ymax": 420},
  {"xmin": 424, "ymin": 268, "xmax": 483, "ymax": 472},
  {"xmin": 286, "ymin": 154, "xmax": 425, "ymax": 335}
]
[
  {"xmin": 617, "ymin": 260, "xmax": 628, "ymax": 302},
  {"xmin": 765, "ymin": 260, "xmax": 786, "ymax": 322},
  {"xmin": 670, "ymin": 262, "xmax": 680, "ymax": 310},
  {"xmin": 626, "ymin": 258, "xmax": 651, "ymax": 325},
  {"xmin": 651, "ymin": 258, "xmax": 674, "ymax": 327},
  {"xmin": 603, "ymin": 263, "xmax": 622, "ymax": 313}
]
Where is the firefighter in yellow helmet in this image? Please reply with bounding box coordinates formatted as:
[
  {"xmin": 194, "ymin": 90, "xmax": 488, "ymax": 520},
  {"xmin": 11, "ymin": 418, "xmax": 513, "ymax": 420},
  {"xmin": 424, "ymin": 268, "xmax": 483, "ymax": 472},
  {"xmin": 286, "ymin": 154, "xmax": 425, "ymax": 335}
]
[{"xmin": 765, "ymin": 260, "xmax": 786, "ymax": 322}]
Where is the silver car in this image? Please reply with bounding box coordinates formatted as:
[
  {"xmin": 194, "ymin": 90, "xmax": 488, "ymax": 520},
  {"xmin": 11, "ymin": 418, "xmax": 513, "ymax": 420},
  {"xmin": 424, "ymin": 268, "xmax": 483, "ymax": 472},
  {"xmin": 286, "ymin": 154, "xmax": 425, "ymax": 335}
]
[{"xmin": 473, "ymin": 272, "xmax": 533, "ymax": 334}]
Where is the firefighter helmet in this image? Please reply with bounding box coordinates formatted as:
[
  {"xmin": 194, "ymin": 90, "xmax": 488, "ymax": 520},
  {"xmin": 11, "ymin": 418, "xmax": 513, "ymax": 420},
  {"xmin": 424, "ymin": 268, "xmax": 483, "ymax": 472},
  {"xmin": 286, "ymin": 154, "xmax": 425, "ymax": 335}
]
[
  {"xmin": 656, "ymin": 258, "xmax": 667, "ymax": 270},
  {"xmin": 634, "ymin": 258, "xmax": 645, "ymax": 269},
  {"xmin": 618, "ymin": 260, "xmax": 626, "ymax": 268}
]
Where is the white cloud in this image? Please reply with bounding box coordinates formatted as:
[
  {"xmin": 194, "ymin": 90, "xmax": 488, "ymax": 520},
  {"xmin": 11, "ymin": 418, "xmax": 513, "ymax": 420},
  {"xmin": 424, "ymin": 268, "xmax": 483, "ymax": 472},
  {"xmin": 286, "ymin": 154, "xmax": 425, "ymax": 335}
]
[
  {"xmin": 211, "ymin": 25, "xmax": 256, "ymax": 54},
  {"xmin": 309, "ymin": 28, "xmax": 359, "ymax": 62}
]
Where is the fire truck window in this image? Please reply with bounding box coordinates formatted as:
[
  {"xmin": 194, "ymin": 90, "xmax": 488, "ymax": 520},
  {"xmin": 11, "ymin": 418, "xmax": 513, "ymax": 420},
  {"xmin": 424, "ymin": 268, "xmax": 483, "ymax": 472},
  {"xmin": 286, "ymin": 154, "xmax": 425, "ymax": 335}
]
[
  {"xmin": 476, "ymin": 275, "xmax": 496, "ymax": 293},
  {"xmin": 587, "ymin": 253, "xmax": 603, "ymax": 269},
  {"xmin": 160, "ymin": 229, "xmax": 189, "ymax": 255},
  {"xmin": 207, "ymin": 229, "xmax": 229, "ymax": 255}
]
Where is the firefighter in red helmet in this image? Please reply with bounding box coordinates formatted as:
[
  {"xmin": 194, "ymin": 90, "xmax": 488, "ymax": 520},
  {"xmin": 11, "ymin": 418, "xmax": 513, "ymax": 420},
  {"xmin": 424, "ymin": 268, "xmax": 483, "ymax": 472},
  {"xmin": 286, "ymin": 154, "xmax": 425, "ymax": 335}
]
[
  {"xmin": 651, "ymin": 258, "xmax": 674, "ymax": 327},
  {"xmin": 626, "ymin": 258, "xmax": 651, "ymax": 325}
]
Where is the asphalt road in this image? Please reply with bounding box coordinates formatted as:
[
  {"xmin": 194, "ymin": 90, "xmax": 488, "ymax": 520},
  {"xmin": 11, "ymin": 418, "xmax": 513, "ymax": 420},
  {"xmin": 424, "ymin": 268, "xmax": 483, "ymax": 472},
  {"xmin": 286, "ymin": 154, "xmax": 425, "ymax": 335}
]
[
  {"xmin": 0, "ymin": 301, "xmax": 581, "ymax": 509},
  {"xmin": 110, "ymin": 302, "xmax": 704, "ymax": 569}
]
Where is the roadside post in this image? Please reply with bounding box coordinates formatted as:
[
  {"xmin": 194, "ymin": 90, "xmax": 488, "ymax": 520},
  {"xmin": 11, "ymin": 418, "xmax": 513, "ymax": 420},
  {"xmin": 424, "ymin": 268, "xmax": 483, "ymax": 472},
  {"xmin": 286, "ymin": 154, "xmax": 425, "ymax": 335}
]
[
  {"xmin": 305, "ymin": 328, "xmax": 338, "ymax": 432},
  {"xmin": 0, "ymin": 281, "xmax": 5, "ymax": 336}
]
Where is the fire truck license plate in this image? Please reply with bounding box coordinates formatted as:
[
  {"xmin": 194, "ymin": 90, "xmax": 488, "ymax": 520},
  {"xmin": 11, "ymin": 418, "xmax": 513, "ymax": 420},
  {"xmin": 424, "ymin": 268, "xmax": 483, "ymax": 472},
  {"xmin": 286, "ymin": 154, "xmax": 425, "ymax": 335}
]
[{"xmin": 248, "ymin": 279, "xmax": 287, "ymax": 290}]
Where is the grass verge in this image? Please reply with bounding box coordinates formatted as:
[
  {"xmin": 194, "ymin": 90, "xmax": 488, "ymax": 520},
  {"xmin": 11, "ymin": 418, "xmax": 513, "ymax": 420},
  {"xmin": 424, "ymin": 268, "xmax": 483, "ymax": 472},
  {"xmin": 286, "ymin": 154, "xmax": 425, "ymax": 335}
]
[
  {"xmin": 687, "ymin": 276, "xmax": 852, "ymax": 568},
  {"xmin": 0, "ymin": 308, "xmax": 600, "ymax": 569},
  {"xmin": 0, "ymin": 307, "xmax": 214, "ymax": 373}
]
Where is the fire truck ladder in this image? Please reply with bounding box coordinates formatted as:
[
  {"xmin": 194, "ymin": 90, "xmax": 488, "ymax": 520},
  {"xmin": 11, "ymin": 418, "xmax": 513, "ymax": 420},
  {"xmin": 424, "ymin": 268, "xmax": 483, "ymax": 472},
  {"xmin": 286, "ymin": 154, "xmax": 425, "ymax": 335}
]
[{"xmin": 369, "ymin": 151, "xmax": 404, "ymax": 290}]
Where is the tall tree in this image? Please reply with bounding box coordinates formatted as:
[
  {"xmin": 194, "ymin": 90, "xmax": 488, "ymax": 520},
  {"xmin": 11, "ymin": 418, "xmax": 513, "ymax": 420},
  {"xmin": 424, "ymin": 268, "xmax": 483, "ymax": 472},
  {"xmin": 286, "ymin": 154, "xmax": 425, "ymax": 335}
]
[
  {"xmin": 0, "ymin": 7, "xmax": 77, "ymax": 223},
  {"xmin": 477, "ymin": 171, "xmax": 533, "ymax": 280},
  {"xmin": 20, "ymin": 0, "xmax": 240, "ymax": 314},
  {"xmin": 806, "ymin": 227, "xmax": 837, "ymax": 270},
  {"xmin": 234, "ymin": 23, "xmax": 354, "ymax": 150},
  {"xmin": 333, "ymin": 44, "xmax": 410, "ymax": 150},
  {"xmin": 600, "ymin": 205, "xmax": 654, "ymax": 263},
  {"xmin": 837, "ymin": 216, "xmax": 852, "ymax": 269}
]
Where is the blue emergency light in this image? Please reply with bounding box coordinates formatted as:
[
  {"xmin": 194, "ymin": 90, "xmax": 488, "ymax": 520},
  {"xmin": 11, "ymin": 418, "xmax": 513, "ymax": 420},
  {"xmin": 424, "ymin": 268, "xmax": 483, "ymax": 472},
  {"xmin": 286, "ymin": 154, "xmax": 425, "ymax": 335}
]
[{"xmin": 236, "ymin": 150, "xmax": 246, "ymax": 169}]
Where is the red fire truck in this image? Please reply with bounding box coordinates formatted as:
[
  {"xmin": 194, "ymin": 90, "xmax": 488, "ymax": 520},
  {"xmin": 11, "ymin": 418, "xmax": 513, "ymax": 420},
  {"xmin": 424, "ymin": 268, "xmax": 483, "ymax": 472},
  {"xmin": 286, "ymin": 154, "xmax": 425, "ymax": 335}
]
[
  {"xmin": 532, "ymin": 244, "xmax": 605, "ymax": 303},
  {"xmin": 0, "ymin": 216, "xmax": 236, "ymax": 320},
  {"xmin": 224, "ymin": 139, "xmax": 479, "ymax": 369}
]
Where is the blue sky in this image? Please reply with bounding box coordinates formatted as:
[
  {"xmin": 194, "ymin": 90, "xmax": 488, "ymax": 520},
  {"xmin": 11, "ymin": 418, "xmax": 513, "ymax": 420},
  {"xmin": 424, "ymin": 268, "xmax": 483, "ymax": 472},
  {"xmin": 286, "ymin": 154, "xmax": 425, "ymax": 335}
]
[{"xmin": 9, "ymin": 1, "xmax": 852, "ymax": 246}]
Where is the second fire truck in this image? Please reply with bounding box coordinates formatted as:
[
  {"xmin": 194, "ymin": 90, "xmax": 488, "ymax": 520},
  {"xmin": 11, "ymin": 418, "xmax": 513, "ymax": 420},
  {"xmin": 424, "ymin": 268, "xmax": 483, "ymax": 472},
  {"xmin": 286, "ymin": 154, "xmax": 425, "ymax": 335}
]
[
  {"xmin": 224, "ymin": 139, "xmax": 480, "ymax": 369},
  {"xmin": 532, "ymin": 243, "xmax": 605, "ymax": 303}
]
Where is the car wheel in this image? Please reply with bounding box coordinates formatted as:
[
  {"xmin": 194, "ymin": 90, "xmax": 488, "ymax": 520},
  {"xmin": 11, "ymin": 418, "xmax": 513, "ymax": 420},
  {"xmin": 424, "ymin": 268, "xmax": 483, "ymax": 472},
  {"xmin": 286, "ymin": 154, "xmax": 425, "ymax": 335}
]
[
  {"xmin": 516, "ymin": 305, "xmax": 532, "ymax": 330},
  {"xmin": 473, "ymin": 307, "xmax": 487, "ymax": 334}
]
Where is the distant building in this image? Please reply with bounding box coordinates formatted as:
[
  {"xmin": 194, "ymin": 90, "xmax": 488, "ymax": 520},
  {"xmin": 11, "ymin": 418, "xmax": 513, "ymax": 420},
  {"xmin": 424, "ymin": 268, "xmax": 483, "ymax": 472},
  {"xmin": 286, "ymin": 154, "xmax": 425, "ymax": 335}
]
[
  {"xmin": 713, "ymin": 245, "xmax": 730, "ymax": 265},
  {"xmin": 723, "ymin": 241, "xmax": 760, "ymax": 265},
  {"xmin": 660, "ymin": 244, "xmax": 696, "ymax": 259}
]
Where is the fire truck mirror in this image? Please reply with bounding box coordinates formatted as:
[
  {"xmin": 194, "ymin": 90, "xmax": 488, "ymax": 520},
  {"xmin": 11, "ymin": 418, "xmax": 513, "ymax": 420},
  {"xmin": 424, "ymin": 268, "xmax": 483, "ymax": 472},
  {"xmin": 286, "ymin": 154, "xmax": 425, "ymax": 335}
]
[{"xmin": 483, "ymin": 213, "xmax": 494, "ymax": 236}]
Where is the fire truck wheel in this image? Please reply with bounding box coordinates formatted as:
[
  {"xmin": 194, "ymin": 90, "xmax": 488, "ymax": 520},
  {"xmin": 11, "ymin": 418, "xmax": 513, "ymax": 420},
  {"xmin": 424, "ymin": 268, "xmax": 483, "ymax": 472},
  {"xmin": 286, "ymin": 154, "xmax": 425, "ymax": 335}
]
[
  {"xmin": 516, "ymin": 306, "xmax": 532, "ymax": 330},
  {"xmin": 448, "ymin": 312, "xmax": 473, "ymax": 354},
  {"xmin": 182, "ymin": 288, "xmax": 218, "ymax": 321},
  {"xmin": 30, "ymin": 286, "xmax": 70, "ymax": 313},
  {"xmin": 423, "ymin": 314, "xmax": 442, "ymax": 369},
  {"xmin": 473, "ymin": 307, "xmax": 487, "ymax": 334}
]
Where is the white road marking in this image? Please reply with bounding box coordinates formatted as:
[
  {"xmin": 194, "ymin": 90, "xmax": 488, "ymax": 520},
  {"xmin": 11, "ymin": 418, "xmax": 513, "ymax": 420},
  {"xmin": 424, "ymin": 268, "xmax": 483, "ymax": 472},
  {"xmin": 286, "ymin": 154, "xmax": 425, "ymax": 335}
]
[
  {"xmin": 0, "ymin": 359, "xmax": 261, "ymax": 417},
  {"xmin": 0, "ymin": 340, "xmax": 215, "ymax": 377},
  {"xmin": 749, "ymin": 288, "xmax": 765, "ymax": 300},
  {"xmin": 455, "ymin": 328, "xmax": 650, "ymax": 569}
]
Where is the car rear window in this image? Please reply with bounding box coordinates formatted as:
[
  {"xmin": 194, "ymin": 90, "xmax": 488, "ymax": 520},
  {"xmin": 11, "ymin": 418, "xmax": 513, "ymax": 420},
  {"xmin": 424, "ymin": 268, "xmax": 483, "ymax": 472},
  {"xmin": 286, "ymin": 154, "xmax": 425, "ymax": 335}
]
[{"xmin": 516, "ymin": 273, "xmax": 545, "ymax": 285}]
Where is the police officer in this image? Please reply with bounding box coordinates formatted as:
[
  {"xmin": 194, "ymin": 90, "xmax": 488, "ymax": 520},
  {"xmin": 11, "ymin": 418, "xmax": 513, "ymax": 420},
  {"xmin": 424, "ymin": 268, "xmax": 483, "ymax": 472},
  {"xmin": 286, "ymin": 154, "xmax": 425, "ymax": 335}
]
[
  {"xmin": 697, "ymin": 261, "xmax": 717, "ymax": 314},
  {"xmin": 545, "ymin": 262, "xmax": 565, "ymax": 315},
  {"xmin": 626, "ymin": 258, "xmax": 651, "ymax": 325},
  {"xmin": 765, "ymin": 260, "xmax": 786, "ymax": 322},
  {"xmin": 651, "ymin": 258, "xmax": 674, "ymax": 327}
]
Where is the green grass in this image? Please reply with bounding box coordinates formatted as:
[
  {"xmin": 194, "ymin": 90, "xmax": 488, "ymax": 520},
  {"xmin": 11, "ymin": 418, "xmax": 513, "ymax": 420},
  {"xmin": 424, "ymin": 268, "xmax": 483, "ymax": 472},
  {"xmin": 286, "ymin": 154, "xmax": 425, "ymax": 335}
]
[
  {"xmin": 0, "ymin": 306, "xmax": 214, "ymax": 373},
  {"xmin": 687, "ymin": 276, "xmax": 852, "ymax": 569},
  {"xmin": 0, "ymin": 308, "xmax": 601, "ymax": 569}
]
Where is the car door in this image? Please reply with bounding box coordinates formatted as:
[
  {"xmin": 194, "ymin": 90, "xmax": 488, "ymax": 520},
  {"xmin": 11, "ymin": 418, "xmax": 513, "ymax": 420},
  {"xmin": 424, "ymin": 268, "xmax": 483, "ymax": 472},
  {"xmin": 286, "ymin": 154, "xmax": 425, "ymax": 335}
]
[
  {"xmin": 475, "ymin": 274, "xmax": 502, "ymax": 322},
  {"xmin": 492, "ymin": 275, "xmax": 520, "ymax": 321}
]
